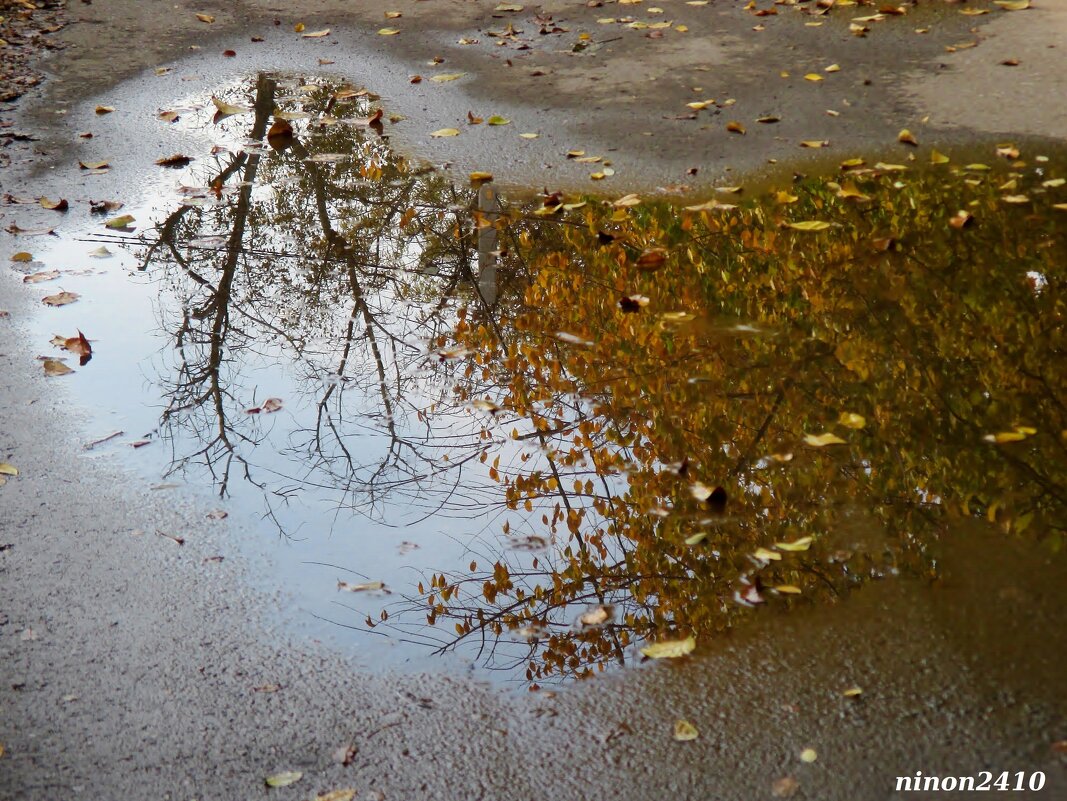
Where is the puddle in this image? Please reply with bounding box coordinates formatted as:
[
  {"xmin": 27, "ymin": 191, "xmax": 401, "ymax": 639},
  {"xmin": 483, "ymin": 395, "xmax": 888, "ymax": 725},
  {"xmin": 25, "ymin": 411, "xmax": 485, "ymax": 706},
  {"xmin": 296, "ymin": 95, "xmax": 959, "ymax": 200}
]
[{"xmin": 11, "ymin": 72, "xmax": 1067, "ymax": 686}]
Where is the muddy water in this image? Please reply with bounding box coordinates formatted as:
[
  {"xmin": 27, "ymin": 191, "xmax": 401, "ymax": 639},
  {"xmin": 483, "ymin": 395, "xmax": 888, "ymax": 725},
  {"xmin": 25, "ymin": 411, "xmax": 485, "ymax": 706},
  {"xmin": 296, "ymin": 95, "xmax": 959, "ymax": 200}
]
[{"xmin": 11, "ymin": 73, "xmax": 1067, "ymax": 691}]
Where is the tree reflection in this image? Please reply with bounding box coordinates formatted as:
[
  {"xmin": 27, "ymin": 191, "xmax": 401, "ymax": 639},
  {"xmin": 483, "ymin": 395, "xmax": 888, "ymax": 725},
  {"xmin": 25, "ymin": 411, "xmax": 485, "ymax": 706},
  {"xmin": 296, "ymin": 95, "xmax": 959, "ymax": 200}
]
[{"xmin": 133, "ymin": 73, "xmax": 1065, "ymax": 684}]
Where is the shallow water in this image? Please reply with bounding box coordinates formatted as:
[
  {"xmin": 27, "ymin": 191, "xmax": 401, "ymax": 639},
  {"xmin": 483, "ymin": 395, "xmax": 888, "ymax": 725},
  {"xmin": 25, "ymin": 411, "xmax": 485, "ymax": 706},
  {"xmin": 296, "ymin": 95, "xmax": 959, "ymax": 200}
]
[{"xmin": 14, "ymin": 72, "xmax": 1066, "ymax": 686}]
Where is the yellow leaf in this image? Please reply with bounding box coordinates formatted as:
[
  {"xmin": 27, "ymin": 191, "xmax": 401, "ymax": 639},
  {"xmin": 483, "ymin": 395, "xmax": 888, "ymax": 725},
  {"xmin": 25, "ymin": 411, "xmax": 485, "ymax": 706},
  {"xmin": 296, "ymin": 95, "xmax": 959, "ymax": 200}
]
[
  {"xmin": 430, "ymin": 128, "xmax": 460, "ymax": 138},
  {"xmin": 824, "ymin": 64, "xmax": 841, "ymax": 72},
  {"xmin": 303, "ymin": 29, "xmax": 331, "ymax": 38},
  {"xmin": 753, "ymin": 547, "xmax": 782, "ymax": 561},
  {"xmin": 775, "ymin": 585, "xmax": 803, "ymax": 594},
  {"xmin": 195, "ymin": 13, "xmax": 215, "ymax": 23},
  {"xmin": 800, "ymin": 140, "xmax": 828, "ymax": 148},
  {"xmin": 469, "ymin": 171, "xmax": 493, "ymax": 184},
  {"xmin": 640, "ymin": 636, "xmax": 696, "ymax": 659},
  {"xmin": 843, "ymin": 687, "xmax": 863, "ymax": 697},
  {"xmin": 265, "ymin": 771, "xmax": 303, "ymax": 787},
  {"xmin": 519, "ymin": 132, "xmax": 539, "ymax": 139},
  {"xmin": 294, "ymin": 22, "xmax": 305, "ymax": 32},
  {"xmin": 994, "ymin": 0, "xmax": 1030, "ymax": 9},
  {"xmin": 211, "ymin": 96, "xmax": 250, "ymax": 116},
  {"xmin": 775, "ymin": 536, "xmax": 813, "ymax": 552},
  {"xmin": 804, "ymin": 432, "xmax": 846, "ymax": 446},
  {"xmin": 0, "ymin": 463, "xmax": 18, "ymax": 477},
  {"xmin": 804, "ymin": 73, "xmax": 824, "ymax": 82},
  {"xmin": 930, "ymin": 149, "xmax": 950, "ymax": 164},
  {"xmin": 378, "ymin": 27, "xmax": 400, "ymax": 35},
  {"xmin": 726, "ymin": 121, "xmax": 746, "ymax": 134},
  {"xmin": 898, "ymin": 129, "xmax": 918, "ymax": 146},
  {"xmin": 10, "ymin": 252, "xmax": 33, "ymax": 262},
  {"xmin": 673, "ymin": 720, "xmax": 699, "ymax": 741},
  {"xmin": 787, "ymin": 221, "xmax": 831, "ymax": 231},
  {"xmin": 487, "ymin": 115, "xmax": 510, "ymax": 126},
  {"xmin": 430, "ymin": 73, "xmax": 465, "ymax": 82},
  {"xmin": 800, "ymin": 748, "xmax": 818, "ymax": 763},
  {"xmin": 42, "ymin": 358, "xmax": 73, "ymax": 377},
  {"xmin": 838, "ymin": 412, "xmax": 866, "ymax": 429}
]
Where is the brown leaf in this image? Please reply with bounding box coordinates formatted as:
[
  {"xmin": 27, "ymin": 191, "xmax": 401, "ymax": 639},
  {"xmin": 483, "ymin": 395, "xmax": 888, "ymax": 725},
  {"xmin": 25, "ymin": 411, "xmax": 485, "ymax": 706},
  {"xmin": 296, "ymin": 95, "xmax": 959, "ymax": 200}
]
[
  {"xmin": 726, "ymin": 121, "xmax": 746, "ymax": 135},
  {"xmin": 23, "ymin": 270, "xmax": 60, "ymax": 284},
  {"xmin": 156, "ymin": 154, "xmax": 193, "ymax": 168},
  {"xmin": 42, "ymin": 358, "xmax": 73, "ymax": 377},
  {"xmin": 39, "ymin": 197, "xmax": 69, "ymax": 211},
  {"xmin": 42, "ymin": 291, "xmax": 79, "ymax": 307},
  {"xmin": 636, "ymin": 248, "xmax": 667, "ymax": 271}
]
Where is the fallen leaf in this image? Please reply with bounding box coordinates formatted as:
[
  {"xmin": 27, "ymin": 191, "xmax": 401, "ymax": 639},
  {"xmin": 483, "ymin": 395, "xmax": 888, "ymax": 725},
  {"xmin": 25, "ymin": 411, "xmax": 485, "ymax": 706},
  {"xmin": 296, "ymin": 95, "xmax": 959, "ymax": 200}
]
[
  {"xmin": 78, "ymin": 160, "xmax": 110, "ymax": 170},
  {"xmin": 636, "ymin": 248, "xmax": 668, "ymax": 271},
  {"xmin": 195, "ymin": 13, "xmax": 215, "ymax": 23},
  {"xmin": 487, "ymin": 115, "xmax": 510, "ymax": 126},
  {"xmin": 23, "ymin": 270, "xmax": 60, "ymax": 284},
  {"xmin": 753, "ymin": 547, "xmax": 781, "ymax": 561},
  {"xmin": 843, "ymin": 687, "xmax": 863, "ymax": 697},
  {"xmin": 95, "ymin": 105, "xmax": 115, "ymax": 114},
  {"xmin": 898, "ymin": 129, "xmax": 919, "ymax": 146},
  {"xmin": 378, "ymin": 27, "xmax": 400, "ymax": 35},
  {"xmin": 994, "ymin": 0, "xmax": 1030, "ymax": 9},
  {"xmin": 838, "ymin": 412, "xmax": 865, "ymax": 429},
  {"xmin": 211, "ymin": 96, "xmax": 250, "ymax": 116},
  {"xmin": 469, "ymin": 171, "xmax": 493, "ymax": 184},
  {"xmin": 0, "ymin": 463, "xmax": 18, "ymax": 477},
  {"xmin": 89, "ymin": 246, "xmax": 113, "ymax": 258},
  {"xmin": 804, "ymin": 432, "xmax": 846, "ymax": 447},
  {"xmin": 10, "ymin": 252, "xmax": 33, "ymax": 262},
  {"xmin": 800, "ymin": 748, "xmax": 818, "ymax": 763},
  {"xmin": 786, "ymin": 221, "xmax": 831, "ymax": 231},
  {"xmin": 42, "ymin": 291, "xmax": 79, "ymax": 307},
  {"xmin": 39, "ymin": 198, "xmax": 69, "ymax": 212},
  {"xmin": 983, "ymin": 426, "xmax": 1035, "ymax": 443},
  {"xmin": 303, "ymin": 29, "xmax": 331, "ymax": 38},
  {"xmin": 800, "ymin": 140, "xmax": 829, "ymax": 149},
  {"xmin": 949, "ymin": 210, "xmax": 973, "ymax": 229},
  {"xmin": 430, "ymin": 128, "xmax": 460, "ymax": 138},
  {"xmin": 804, "ymin": 73, "xmax": 824, "ymax": 82},
  {"xmin": 673, "ymin": 720, "xmax": 699, "ymax": 741},
  {"xmin": 774, "ymin": 585, "xmax": 803, "ymax": 594},
  {"xmin": 640, "ymin": 636, "xmax": 696, "ymax": 659},
  {"xmin": 772, "ymin": 776, "xmax": 800, "ymax": 798},
  {"xmin": 316, "ymin": 791, "xmax": 357, "ymax": 801},
  {"xmin": 775, "ymin": 536, "xmax": 813, "ymax": 552},
  {"xmin": 261, "ymin": 397, "xmax": 283, "ymax": 413},
  {"xmin": 42, "ymin": 359, "xmax": 73, "ymax": 377},
  {"xmin": 51, "ymin": 330, "xmax": 92, "ymax": 360},
  {"xmin": 105, "ymin": 214, "xmax": 136, "ymax": 229},
  {"xmin": 519, "ymin": 132, "xmax": 539, "ymax": 139},
  {"xmin": 930, "ymin": 149, "xmax": 950, "ymax": 164},
  {"xmin": 265, "ymin": 771, "xmax": 303, "ymax": 788},
  {"xmin": 726, "ymin": 121, "xmax": 746, "ymax": 134},
  {"xmin": 206, "ymin": 509, "xmax": 228, "ymax": 520},
  {"xmin": 430, "ymin": 72, "xmax": 465, "ymax": 82},
  {"xmin": 337, "ymin": 580, "xmax": 385, "ymax": 592},
  {"xmin": 156, "ymin": 154, "xmax": 193, "ymax": 168}
]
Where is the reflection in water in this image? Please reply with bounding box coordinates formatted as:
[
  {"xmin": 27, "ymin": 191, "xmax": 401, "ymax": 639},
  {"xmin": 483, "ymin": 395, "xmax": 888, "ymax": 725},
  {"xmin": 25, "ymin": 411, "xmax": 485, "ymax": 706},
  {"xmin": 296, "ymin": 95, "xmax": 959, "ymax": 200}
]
[{"xmin": 120, "ymin": 74, "xmax": 1064, "ymax": 685}]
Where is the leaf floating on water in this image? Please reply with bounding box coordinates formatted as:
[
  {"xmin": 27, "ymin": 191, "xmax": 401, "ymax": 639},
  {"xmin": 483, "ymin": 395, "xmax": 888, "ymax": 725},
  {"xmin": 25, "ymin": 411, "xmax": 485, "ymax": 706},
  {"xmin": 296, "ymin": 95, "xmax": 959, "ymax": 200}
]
[
  {"xmin": 51, "ymin": 330, "xmax": 92, "ymax": 360},
  {"xmin": 156, "ymin": 154, "xmax": 193, "ymax": 168},
  {"xmin": 0, "ymin": 463, "xmax": 18, "ymax": 477},
  {"xmin": 303, "ymin": 29, "xmax": 331, "ymax": 38},
  {"xmin": 843, "ymin": 687, "xmax": 863, "ymax": 698},
  {"xmin": 39, "ymin": 197, "xmax": 69, "ymax": 212},
  {"xmin": 684, "ymin": 532, "xmax": 708, "ymax": 545},
  {"xmin": 753, "ymin": 547, "xmax": 781, "ymax": 562},
  {"xmin": 800, "ymin": 748, "xmax": 818, "ymax": 763},
  {"xmin": 636, "ymin": 248, "xmax": 667, "ymax": 271},
  {"xmin": 898, "ymin": 129, "xmax": 919, "ymax": 146},
  {"xmin": 640, "ymin": 635, "xmax": 696, "ymax": 659},
  {"xmin": 726, "ymin": 121, "xmax": 746, "ymax": 135},
  {"xmin": 803, "ymin": 432, "xmax": 846, "ymax": 447},
  {"xmin": 775, "ymin": 536, "xmax": 813, "ymax": 552},
  {"xmin": 23, "ymin": 270, "xmax": 60, "ymax": 284},
  {"xmin": 105, "ymin": 214, "xmax": 136, "ymax": 229},
  {"xmin": 260, "ymin": 397, "xmax": 284, "ymax": 413},
  {"xmin": 487, "ymin": 115, "xmax": 511, "ymax": 126},
  {"xmin": 673, "ymin": 720, "xmax": 699, "ymax": 741},
  {"xmin": 430, "ymin": 72, "xmax": 465, "ymax": 83},
  {"xmin": 42, "ymin": 291, "xmax": 79, "ymax": 307},
  {"xmin": 837, "ymin": 412, "xmax": 865, "ymax": 429},
  {"xmin": 89, "ymin": 246, "xmax": 113, "ymax": 258},
  {"xmin": 949, "ymin": 210, "xmax": 973, "ymax": 229},
  {"xmin": 555, "ymin": 331, "xmax": 595, "ymax": 346},
  {"xmin": 430, "ymin": 128, "xmax": 460, "ymax": 138},
  {"xmin": 10, "ymin": 252, "xmax": 33, "ymax": 262},
  {"xmin": 930, "ymin": 149, "xmax": 950, "ymax": 164},
  {"xmin": 195, "ymin": 13, "xmax": 215, "ymax": 23},
  {"xmin": 265, "ymin": 771, "xmax": 303, "ymax": 788},
  {"xmin": 774, "ymin": 585, "xmax": 803, "ymax": 594},
  {"xmin": 578, "ymin": 605, "xmax": 612, "ymax": 626},
  {"xmin": 79, "ymin": 160, "xmax": 110, "ymax": 170},
  {"xmin": 211, "ymin": 96, "xmax": 251, "ymax": 116},
  {"xmin": 337, "ymin": 580, "xmax": 385, "ymax": 592},
  {"xmin": 786, "ymin": 221, "xmax": 831, "ymax": 232},
  {"xmin": 42, "ymin": 358, "xmax": 73, "ymax": 377},
  {"xmin": 994, "ymin": 0, "xmax": 1031, "ymax": 9},
  {"xmin": 95, "ymin": 105, "xmax": 115, "ymax": 114},
  {"xmin": 983, "ymin": 426, "xmax": 1035, "ymax": 444},
  {"xmin": 469, "ymin": 171, "xmax": 493, "ymax": 185},
  {"xmin": 378, "ymin": 27, "xmax": 401, "ymax": 35}
]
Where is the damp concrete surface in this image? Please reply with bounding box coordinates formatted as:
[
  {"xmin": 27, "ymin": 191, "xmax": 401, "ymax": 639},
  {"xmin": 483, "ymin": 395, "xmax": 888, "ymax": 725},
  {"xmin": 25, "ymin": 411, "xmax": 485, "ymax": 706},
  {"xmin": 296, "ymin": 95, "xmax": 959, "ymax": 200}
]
[{"xmin": 2, "ymin": 2, "xmax": 1067, "ymax": 799}]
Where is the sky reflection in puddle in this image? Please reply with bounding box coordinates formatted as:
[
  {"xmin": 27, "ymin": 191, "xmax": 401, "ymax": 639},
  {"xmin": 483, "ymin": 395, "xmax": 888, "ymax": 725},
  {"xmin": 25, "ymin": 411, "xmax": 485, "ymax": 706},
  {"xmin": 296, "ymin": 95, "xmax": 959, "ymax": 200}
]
[{"xmin": 14, "ymin": 73, "xmax": 1067, "ymax": 687}]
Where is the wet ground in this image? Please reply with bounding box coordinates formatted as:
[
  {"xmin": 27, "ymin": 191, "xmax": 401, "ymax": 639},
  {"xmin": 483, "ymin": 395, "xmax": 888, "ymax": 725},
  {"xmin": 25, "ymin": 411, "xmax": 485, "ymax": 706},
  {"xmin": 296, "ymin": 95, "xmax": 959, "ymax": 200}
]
[{"xmin": 2, "ymin": 2, "xmax": 1067, "ymax": 799}]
